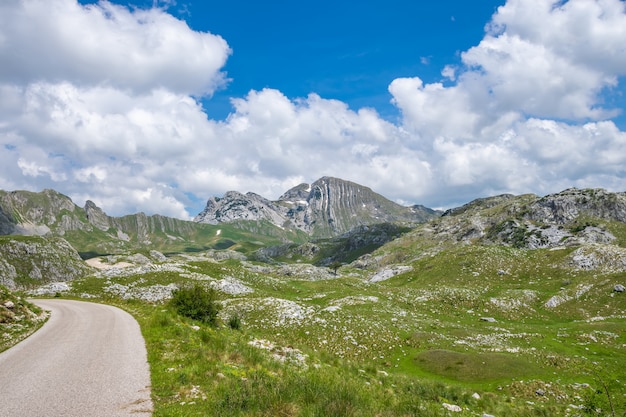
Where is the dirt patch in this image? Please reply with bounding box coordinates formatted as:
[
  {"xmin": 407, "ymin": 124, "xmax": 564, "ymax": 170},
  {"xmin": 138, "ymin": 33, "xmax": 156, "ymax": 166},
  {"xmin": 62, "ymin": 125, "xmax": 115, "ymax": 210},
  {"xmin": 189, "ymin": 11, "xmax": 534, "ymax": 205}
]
[{"xmin": 85, "ymin": 257, "xmax": 134, "ymax": 270}]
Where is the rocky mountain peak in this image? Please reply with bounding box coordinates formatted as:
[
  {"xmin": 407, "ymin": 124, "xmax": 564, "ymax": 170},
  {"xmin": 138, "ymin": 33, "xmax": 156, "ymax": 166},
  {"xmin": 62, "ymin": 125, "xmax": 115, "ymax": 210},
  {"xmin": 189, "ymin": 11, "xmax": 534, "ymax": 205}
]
[
  {"xmin": 194, "ymin": 177, "xmax": 439, "ymax": 238},
  {"xmin": 194, "ymin": 191, "xmax": 285, "ymax": 225},
  {"xmin": 84, "ymin": 200, "xmax": 110, "ymax": 231},
  {"xmin": 278, "ymin": 183, "xmax": 311, "ymax": 202}
]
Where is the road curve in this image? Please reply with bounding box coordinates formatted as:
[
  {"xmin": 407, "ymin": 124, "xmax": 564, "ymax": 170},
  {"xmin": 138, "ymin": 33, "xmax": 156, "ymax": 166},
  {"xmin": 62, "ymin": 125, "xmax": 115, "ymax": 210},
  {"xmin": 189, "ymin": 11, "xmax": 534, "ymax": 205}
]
[{"xmin": 0, "ymin": 299, "xmax": 153, "ymax": 417}]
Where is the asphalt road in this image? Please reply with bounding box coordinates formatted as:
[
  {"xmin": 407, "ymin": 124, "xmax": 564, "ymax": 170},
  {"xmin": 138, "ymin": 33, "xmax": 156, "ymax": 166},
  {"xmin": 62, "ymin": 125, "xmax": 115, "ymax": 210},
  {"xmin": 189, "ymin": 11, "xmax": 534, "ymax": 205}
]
[{"xmin": 0, "ymin": 299, "xmax": 153, "ymax": 417}]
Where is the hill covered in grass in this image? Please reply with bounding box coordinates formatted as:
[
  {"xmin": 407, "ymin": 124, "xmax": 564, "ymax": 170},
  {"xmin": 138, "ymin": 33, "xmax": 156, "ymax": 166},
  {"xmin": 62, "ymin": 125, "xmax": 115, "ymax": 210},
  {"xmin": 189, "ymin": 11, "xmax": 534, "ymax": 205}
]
[{"xmin": 3, "ymin": 186, "xmax": 626, "ymax": 415}]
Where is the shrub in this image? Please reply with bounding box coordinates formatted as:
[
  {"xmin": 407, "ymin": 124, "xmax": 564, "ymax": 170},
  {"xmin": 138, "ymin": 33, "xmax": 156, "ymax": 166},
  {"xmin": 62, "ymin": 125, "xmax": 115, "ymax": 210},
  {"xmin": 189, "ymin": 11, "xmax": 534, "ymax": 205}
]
[
  {"xmin": 228, "ymin": 313, "xmax": 241, "ymax": 330},
  {"xmin": 170, "ymin": 284, "xmax": 221, "ymax": 326}
]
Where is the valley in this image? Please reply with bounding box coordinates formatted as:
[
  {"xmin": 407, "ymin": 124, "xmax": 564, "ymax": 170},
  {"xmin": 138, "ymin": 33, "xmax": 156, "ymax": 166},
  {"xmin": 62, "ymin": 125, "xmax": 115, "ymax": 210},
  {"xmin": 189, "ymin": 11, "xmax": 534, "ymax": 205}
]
[{"xmin": 1, "ymin": 181, "xmax": 626, "ymax": 416}]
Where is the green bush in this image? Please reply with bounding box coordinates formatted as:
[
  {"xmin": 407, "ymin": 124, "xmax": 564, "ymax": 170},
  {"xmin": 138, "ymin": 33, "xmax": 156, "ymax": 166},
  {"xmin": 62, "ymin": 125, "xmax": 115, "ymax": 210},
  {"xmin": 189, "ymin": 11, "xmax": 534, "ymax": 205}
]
[
  {"xmin": 170, "ymin": 284, "xmax": 221, "ymax": 326},
  {"xmin": 227, "ymin": 313, "xmax": 241, "ymax": 330}
]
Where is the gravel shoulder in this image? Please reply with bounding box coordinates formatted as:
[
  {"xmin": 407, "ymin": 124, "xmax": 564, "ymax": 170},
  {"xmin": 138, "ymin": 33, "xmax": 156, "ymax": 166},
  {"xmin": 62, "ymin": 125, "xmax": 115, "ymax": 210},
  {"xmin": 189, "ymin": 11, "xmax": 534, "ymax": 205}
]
[{"xmin": 0, "ymin": 299, "xmax": 152, "ymax": 417}]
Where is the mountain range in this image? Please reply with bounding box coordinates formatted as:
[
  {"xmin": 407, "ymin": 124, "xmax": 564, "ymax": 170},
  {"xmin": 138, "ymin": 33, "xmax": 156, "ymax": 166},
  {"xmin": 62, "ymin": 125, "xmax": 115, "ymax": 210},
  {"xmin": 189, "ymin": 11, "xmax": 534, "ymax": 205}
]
[
  {"xmin": 2, "ymin": 178, "xmax": 626, "ymax": 289},
  {"xmin": 0, "ymin": 177, "xmax": 438, "ymax": 252}
]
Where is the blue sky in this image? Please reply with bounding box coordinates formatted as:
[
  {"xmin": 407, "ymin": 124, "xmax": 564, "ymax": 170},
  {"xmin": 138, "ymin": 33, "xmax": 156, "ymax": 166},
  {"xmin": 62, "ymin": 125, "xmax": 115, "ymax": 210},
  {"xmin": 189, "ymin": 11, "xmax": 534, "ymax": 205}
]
[
  {"xmin": 183, "ymin": 0, "xmax": 505, "ymax": 121},
  {"xmin": 1, "ymin": 0, "xmax": 626, "ymax": 218}
]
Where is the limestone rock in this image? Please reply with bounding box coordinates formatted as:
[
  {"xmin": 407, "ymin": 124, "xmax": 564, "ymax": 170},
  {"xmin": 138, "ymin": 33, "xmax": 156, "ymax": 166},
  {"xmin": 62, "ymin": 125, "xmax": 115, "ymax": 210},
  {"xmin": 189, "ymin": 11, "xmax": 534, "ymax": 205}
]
[
  {"xmin": 84, "ymin": 200, "xmax": 111, "ymax": 231},
  {"xmin": 195, "ymin": 177, "xmax": 438, "ymax": 238},
  {"xmin": 442, "ymin": 403, "xmax": 462, "ymax": 412},
  {"xmin": 0, "ymin": 236, "xmax": 93, "ymax": 290},
  {"xmin": 368, "ymin": 266, "xmax": 412, "ymax": 283}
]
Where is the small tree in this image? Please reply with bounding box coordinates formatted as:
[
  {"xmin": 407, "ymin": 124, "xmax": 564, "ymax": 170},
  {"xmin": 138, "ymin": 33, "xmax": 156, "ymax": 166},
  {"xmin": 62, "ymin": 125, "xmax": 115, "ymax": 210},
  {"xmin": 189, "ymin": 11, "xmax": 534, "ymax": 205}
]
[
  {"xmin": 329, "ymin": 261, "xmax": 343, "ymax": 275},
  {"xmin": 170, "ymin": 283, "xmax": 221, "ymax": 326}
]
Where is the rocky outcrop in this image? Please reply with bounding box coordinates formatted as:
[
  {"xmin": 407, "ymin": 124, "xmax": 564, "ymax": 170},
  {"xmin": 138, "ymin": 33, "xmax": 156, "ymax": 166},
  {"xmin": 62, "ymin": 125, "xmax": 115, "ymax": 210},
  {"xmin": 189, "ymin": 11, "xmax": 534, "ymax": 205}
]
[
  {"xmin": 194, "ymin": 191, "xmax": 286, "ymax": 225},
  {"xmin": 0, "ymin": 236, "xmax": 94, "ymax": 290},
  {"xmin": 433, "ymin": 188, "xmax": 626, "ymax": 249},
  {"xmin": 84, "ymin": 200, "xmax": 110, "ymax": 231},
  {"xmin": 195, "ymin": 177, "xmax": 439, "ymax": 238},
  {"xmin": 527, "ymin": 188, "xmax": 626, "ymax": 224}
]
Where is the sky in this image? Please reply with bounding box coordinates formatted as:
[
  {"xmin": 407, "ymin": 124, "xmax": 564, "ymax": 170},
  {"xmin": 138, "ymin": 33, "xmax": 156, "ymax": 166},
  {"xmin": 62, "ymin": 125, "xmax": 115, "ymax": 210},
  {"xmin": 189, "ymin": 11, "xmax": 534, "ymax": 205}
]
[{"xmin": 1, "ymin": 0, "xmax": 626, "ymax": 219}]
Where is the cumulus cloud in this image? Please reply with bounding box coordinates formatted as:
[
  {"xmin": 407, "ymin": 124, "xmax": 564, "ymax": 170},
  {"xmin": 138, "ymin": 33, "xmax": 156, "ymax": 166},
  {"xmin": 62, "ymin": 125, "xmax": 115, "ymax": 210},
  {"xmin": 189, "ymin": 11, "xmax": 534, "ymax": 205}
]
[
  {"xmin": 1, "ymin": 0, "xmax": 626, "ymax": 219},
  {"xmin": 389, "ymin": 0, "xmax": 626, "ymax": 206},
  {"xmin": 0, "ymin": 0, "xmax": 230, "ymax": 95}
]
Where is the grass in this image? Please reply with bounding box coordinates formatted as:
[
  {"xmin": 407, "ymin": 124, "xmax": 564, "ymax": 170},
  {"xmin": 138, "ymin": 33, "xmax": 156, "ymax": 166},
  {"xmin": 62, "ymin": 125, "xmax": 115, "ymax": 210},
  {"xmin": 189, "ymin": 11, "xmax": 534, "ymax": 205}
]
[
  {"xmin": 414, "ymin": 350, "xmax": 544, "ymax": 383},
  {"xmin": 0, "ymin": 286, "xmax": 48, "ymax": 352},
  {"xmin": 31, "ymin": 239, "xmax": 619, "ymax": 416}
]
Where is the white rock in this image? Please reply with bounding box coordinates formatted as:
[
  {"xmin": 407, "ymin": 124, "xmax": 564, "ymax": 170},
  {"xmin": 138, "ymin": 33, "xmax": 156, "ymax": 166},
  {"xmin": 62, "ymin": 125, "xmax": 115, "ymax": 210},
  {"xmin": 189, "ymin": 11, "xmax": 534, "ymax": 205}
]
[
  {"xmin": 369, "ymin": 266, "xmax": 412, "ymax": 283},
  {"xmin": 442, "ymin": 403, "xmax": 462, "ymax": 412}
]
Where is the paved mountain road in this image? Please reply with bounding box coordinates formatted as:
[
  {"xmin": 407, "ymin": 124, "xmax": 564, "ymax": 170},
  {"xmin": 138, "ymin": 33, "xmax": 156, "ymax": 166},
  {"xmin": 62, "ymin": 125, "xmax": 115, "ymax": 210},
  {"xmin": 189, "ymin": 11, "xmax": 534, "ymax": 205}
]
[{"xmin": 0, "ymin": 299, "xmax": 153, "ymax": 417}]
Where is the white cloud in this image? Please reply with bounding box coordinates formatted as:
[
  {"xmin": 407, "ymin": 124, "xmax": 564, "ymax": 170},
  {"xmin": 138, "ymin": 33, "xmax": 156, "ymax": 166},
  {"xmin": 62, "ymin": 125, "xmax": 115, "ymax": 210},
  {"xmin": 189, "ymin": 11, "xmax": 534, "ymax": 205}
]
[
  {"xmin": 0, "ymin": 0, "xmax": 230, "ymax": 96},
  {"xmin": 389, "ymin": 77, "xmax": 485, "ymax": 141},
  {"xmin": 388, "ymin": 0, "xmax": 626, "ymax": 206}
]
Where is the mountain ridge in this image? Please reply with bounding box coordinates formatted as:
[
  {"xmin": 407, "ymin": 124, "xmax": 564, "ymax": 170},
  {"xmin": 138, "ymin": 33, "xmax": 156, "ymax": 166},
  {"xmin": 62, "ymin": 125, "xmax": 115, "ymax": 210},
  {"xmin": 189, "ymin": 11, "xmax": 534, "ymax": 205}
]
[{"xmin": 195, "ymin": 176, "xmax": 440, "ymax": 237}]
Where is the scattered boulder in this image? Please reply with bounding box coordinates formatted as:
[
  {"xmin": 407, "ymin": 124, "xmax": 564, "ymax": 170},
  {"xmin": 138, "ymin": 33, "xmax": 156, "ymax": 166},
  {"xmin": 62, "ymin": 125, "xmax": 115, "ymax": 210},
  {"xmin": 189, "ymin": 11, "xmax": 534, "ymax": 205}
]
[
  {"xmin": 149, "ymin": 250, "xmax": 167, "ymax": 262},
  {"xmin": 368, "ymin": 266, "xmax": 412, "ymax": 283},
  {"xmin": 29, "ymin": 282, "xmax": 71, "ymax": 296},
  {"xmin": 209, "ymin": 277, "xmax": 253, "ymax": 295},
  {"xmin": 614, "ymin": 284, "xmax": 625, "ymax": 293},
  {"xmin": 442, "ymin": 403, "xmax": 462, "ymax": 412},
  {"xmin": 127, "ymin": 253, "xmax": 151, "ymax": 265},
  {"xmin": 480, "ymin": 317, "xmax": 497, "ymax": 323}
]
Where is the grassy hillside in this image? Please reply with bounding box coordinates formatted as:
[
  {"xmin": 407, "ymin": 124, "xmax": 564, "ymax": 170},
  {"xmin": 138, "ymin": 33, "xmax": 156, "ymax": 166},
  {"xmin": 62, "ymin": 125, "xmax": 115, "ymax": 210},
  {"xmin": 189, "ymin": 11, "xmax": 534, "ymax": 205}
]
[
  {"xmin": 67, "ymin": 219, "xmax": 308, "ymax": 259},
  {"xmin": 50, "ymin": 237, "xmax": 626, "ymax": 416},
  {"xmin": 13, "ymin": 187, "xmax": 626, "ymax": 415}
]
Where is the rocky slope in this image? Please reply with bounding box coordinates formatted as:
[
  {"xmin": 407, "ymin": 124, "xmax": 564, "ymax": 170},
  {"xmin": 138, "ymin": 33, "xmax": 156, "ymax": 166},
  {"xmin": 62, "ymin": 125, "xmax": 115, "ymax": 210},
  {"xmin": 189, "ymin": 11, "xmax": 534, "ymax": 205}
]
[
  {"xmin": 0, "ymin": 285, "xmax": 48, "ymax": 351},
  {"xmin": 195, "ymin": 177, "xmax": 439, "ymax": 238},
  {"xmin": 253, "ymin": 223, "xmax": 412, "ymax": 266},
  {"xmin": 424, "ymin": 188, "xmax": 626, "ymax": 249},
  {"xmin": 0, "ymin": 189, "xmax": 201, "ymax": 241},
  {"xmin": 0, "ymin": 236, "xmax": 94, "ymax": 290}
]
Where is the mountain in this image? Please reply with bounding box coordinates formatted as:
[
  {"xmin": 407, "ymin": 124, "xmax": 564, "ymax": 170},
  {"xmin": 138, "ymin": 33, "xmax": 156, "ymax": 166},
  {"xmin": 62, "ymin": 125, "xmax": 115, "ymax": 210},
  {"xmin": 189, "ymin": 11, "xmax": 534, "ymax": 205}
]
[
  {"xmin": 363, "ymin": 187, "xmax": 626, "ymax": 273},
  {"xmin": 195, "ymin": 177, "xmax": 440, "ymax": 238},
  {"xmin": 0, "ymin": 189, "xmax": 304, "ymax": 257}
]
